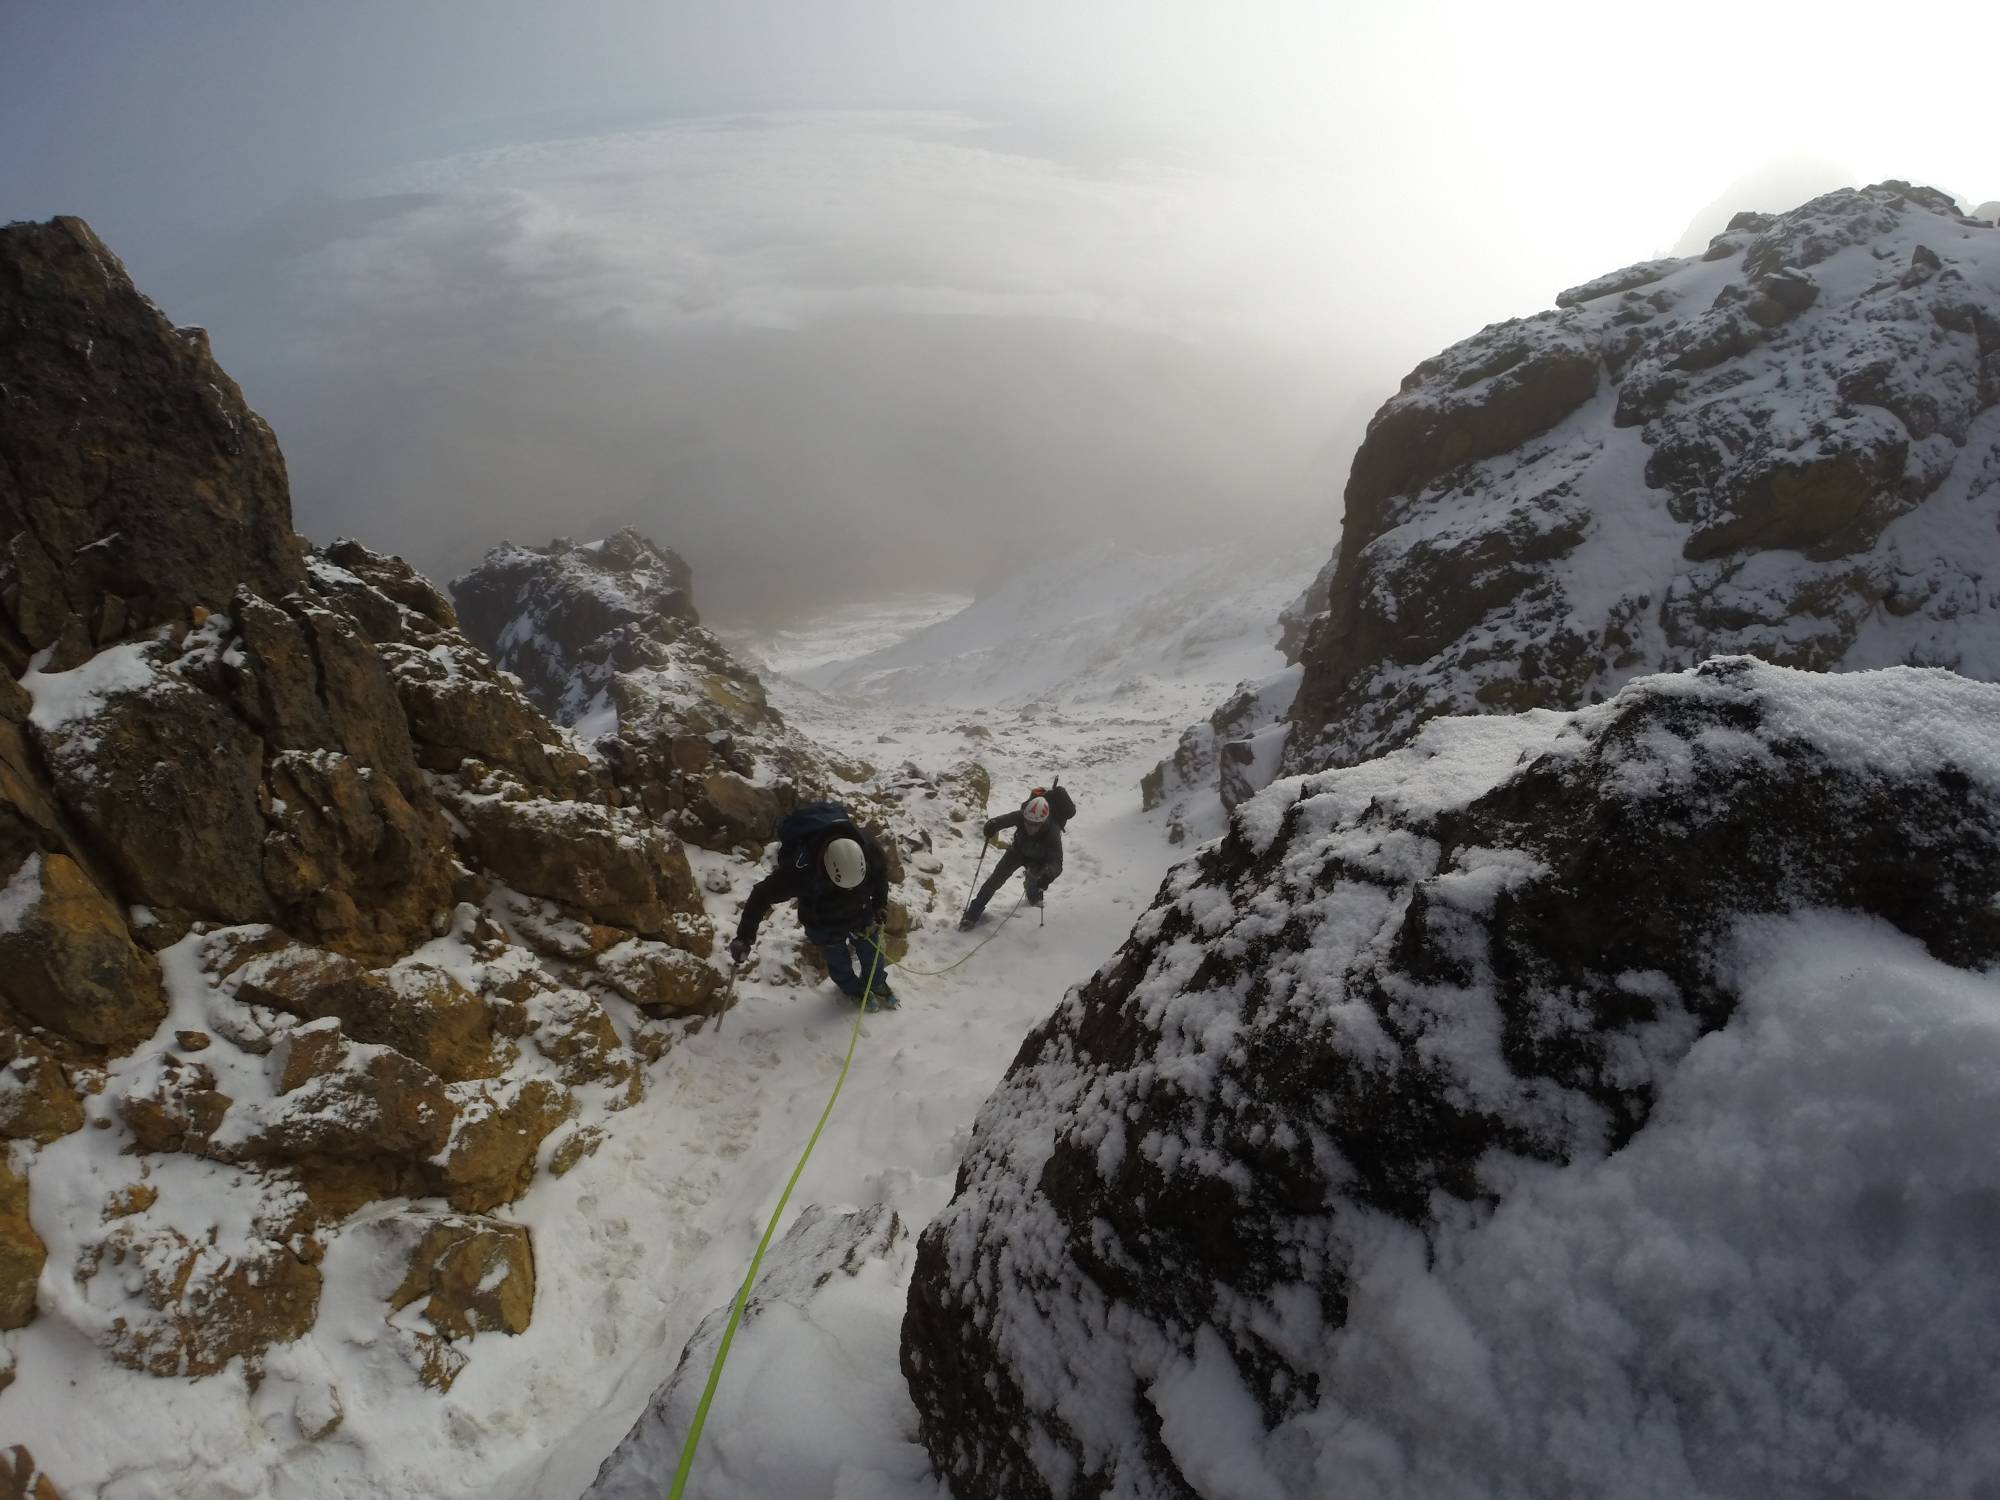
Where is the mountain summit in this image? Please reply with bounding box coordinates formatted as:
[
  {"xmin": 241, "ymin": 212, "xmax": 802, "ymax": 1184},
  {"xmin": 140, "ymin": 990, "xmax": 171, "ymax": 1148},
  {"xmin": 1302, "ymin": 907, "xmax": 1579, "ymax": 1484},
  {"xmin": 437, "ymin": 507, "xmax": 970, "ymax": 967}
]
[{"xmin": 1284, "ymin": 181, "xmax": 2000, "ymax": 774}]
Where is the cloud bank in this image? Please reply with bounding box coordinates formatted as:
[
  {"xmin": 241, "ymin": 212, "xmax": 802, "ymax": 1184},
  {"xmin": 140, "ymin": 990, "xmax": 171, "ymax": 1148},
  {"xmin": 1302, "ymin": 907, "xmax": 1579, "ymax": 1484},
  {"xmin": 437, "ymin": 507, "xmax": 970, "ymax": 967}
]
[{"xmin": 167, "ymin": 112, "xmax": 1399, "ymax": 619}]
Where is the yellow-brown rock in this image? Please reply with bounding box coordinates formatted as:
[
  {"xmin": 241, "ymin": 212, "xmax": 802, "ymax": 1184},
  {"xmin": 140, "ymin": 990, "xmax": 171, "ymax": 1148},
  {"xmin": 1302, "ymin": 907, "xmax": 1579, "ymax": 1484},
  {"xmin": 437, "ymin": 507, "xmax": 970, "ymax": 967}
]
[
  {"xmin": 0, "ymin": 852, "xmax": 166, "ymax": 1052},
  {"xmin": 387, "ymin": 1214, "xmax": 536, "ymax": 1339},
  {"xmin": 687, "ymin": 769, "xmax": 785, "ymax": 848},
  {"xmin": 594, "ymin": 940, "xmax": 729, "ymax": 1018},
  {"xmin": 0, "ymin": 1444, "xmax": 62, "ymax": 1500},
  {"xmin": 446, "ymin": 782, "xmax": 707, "ymax": 941},
  {"xmin": 226, "ymin": 942, "xmax": 506, "ymax": 1082},
  {"xmin": 0, "ymin": 1024, "xmax": 84, "ymax": 1143},
  {"xmin": 96, "ymin": 1217, "xmax": 320, "ymax": 1377},
  {"xmin": 118, "ymin": 1054, "xmax": 230, "ymax": 1154},
  {"xmin": 238, "ymin": 1021, "xmax": 455, "ymax": 1165},
  {"xmin": 433, "ymin": 1078, "xmax": 575, "ymax": 1212},
  {"xmin": 0, "ymin": 217, "xmax": 305, "ymax": 644},
  {"xmin": 0, "ymin": 1157, "xmax": 44, "ymax": 1329},
  {"xmin": 259, "ymin": 750, "xmax": 455, "ymax": 965},
  {"xmin": 33, "ymin": 669, "xmax": 276, "ymax": 929},
  {"xmin": 502, "ymin": 975, "xmax": 641, "ymax": 1101}
]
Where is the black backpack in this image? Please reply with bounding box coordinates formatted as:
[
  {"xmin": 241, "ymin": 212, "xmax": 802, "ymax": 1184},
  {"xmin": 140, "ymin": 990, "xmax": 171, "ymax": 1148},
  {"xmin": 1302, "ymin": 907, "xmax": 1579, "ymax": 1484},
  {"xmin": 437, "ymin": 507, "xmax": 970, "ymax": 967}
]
[
  {"xmin": 1031, "ymin": 784, "xmax": 1077, "ymax": 824},
  {"xmin": 777, "ymin": 800, "xmax": 857, "ymax": 876}
]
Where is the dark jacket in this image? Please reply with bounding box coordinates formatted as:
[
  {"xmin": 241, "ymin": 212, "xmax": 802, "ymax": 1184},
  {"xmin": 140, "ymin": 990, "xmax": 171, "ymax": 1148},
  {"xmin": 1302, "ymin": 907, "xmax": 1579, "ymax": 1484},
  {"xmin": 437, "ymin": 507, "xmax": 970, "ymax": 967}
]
[
  {"xmin": 984, "ymin": 804, "xmax": 1070, "ymax": 876},
  {"xmin": 735, "ymin": 822, "xmax": 890, "ymax": 944}
]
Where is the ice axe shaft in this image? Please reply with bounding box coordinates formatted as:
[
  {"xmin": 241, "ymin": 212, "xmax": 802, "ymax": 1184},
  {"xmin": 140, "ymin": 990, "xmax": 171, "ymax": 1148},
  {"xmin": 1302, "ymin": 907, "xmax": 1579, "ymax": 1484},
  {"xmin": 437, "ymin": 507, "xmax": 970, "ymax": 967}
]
[{"xmin": 967, "ymin": 838, "xmax": 989, "ymax": 907}]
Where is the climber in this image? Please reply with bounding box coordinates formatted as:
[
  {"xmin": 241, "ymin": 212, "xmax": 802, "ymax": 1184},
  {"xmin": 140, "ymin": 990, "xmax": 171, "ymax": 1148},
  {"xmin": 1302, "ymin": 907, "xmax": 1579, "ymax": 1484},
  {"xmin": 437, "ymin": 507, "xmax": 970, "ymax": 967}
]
[
  {"xmin": 730, "ymin": 802, "xmax": 898, "ymax": 1008},
  {"xmin": 959, "ymin": 784, "xmax": 1077, "ymax": 929}
]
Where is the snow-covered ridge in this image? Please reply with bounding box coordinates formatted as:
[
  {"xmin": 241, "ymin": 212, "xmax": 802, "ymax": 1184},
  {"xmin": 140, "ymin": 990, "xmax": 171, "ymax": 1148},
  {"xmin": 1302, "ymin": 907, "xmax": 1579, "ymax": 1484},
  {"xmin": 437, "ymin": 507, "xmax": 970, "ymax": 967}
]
[
  {"xmin": 800, "ymin": 540, "xmax": 1314, "ymax": 714},
  {"xmin": 450, "ymin": 528, "xmax": 699, "ymax": 727},
  {"xmin": 1286, "ymin": 180, "xmax": 2000, "ymax": 774},
  {"xmin": 905, "ymin": 656, "xmax": 2000, "ymax": 1498}
]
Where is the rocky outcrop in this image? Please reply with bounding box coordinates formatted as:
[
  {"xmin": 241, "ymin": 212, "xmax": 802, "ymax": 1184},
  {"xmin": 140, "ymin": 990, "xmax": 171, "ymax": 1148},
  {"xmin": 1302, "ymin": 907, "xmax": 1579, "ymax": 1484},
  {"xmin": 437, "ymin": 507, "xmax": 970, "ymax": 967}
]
[
  {"xmin": 0, "ymin": 218, "xmax": 304, "ymax": 667},
  {"xmin": 0, "ymin": 219, "xmax": 725, "ymax": 1392},
  {"xmin": 443, "ymin": 775, "xmax": 706, "ymax": 941},
  {"xmin": 1143, "ymin": 548, "xmax": 1334, "ymax": 831},
  {"xmin": 1274, "ymin": 547, "xmax": 1338, "ymax": 664},
  {"xmin": 451, "ymin": 533, "xmax": 843, "ymax": 853},
  {"xmin": 386, "ymin": 1213, "xmax": 535, "ymax": 1340},
  {"xmin": 1140, "ymin": 665, "xmax": 1301, "ymax": 841},
  {"xmin": 0, "ymin": 852, "xmax": 165, "ymax": 1049},
  {"xmin": 449, "ymin": 531, "xmax": 697, "ymax": 721},
  {"xmin": 906, "ymin": 659, "xmax": 2000, "ymax": 1498},
  {"xmin": 95, "ymin": 1215, "xmax": 323, "ymax": 1378},
  {"xmin": 1286, "ymin": 182, "xmax": 2000, "ymax": 773},
  {"xmin": 0, "ymin": 1023, "xmax": 84, "ymax": 1143}
]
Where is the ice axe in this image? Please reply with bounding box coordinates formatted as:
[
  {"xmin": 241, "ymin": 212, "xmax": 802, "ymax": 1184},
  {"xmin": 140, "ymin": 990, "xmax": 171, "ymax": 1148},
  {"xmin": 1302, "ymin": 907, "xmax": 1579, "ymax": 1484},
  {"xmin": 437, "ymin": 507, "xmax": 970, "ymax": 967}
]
[
  {"xmin": 961, "ymin": 830, "xmax": 996, "ymax": 927},
  {"xmin": 959, "ymin": 774, "xmax": 994, "ymax": 925}
]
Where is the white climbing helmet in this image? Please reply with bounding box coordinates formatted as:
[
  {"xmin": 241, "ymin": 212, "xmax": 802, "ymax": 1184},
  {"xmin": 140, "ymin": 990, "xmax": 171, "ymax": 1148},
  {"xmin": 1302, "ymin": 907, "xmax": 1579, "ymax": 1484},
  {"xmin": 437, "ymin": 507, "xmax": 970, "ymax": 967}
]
[
  {"xmin": 822, "ymin": 836, "xmax": 867, "ymax": 890},
  {"xmin": 1023, "ymin": 795, "xmax": 1052, "ymax": 827}
]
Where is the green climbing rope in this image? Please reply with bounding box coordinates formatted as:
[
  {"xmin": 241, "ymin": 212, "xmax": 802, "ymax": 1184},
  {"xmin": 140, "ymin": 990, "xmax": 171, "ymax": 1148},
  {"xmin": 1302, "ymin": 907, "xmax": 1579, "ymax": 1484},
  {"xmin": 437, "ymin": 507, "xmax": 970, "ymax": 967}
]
[
  {"xmin": 665, "ymin": 865, "xmax": 1023, "ymax": 1491},
  {"xmin": 890, "ymin": 896, "xmax": 1025, "ymax": 977},
  {"xmin": 665, "ymin": 933, "xmax": 887, "ymax": 1499}
]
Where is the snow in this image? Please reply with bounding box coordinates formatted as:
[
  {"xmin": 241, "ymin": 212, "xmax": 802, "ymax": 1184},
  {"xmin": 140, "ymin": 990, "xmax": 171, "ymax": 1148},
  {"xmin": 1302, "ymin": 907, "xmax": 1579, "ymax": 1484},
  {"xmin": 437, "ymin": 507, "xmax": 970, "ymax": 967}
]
[
  {"xmin": 795, "ymin": 540, "xmax": 1314, "ymax": 715},
  {"xmin": 3, "ymin": 571, "xmax": 1261, "ymax": 1499},
  {"xmin": 1296, "ymin": 911, "xmax": 2000, "ymax": 1497},
  {"xmin": 0, "ymin": 853, "xmax": 43, "ymax": 933},
  {"xmin": 12, "ymin": 540, "xmax": 2000, "ymax": 1498},
  {"xmin": 1292, "ymin": 186, "xmax": 2000, "ymax": 776},
  {"xmin": 20, "ymin": 638, "xmax": 164, "ymax": 733}
]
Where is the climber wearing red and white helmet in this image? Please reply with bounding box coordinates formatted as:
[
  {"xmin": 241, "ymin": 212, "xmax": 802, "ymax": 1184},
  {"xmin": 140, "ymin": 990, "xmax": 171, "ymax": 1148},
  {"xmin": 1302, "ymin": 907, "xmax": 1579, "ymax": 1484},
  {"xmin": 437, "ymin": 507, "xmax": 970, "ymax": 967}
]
[{"xmin": 960, "ymin": 783, "xmax": 1077, "ymax": 929}]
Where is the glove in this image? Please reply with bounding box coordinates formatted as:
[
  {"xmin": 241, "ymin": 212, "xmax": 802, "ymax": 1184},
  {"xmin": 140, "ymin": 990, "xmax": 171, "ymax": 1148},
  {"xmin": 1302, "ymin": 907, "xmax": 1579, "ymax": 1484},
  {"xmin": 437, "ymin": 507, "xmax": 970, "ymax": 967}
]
[
  {"xmin": 728, "ymin": 937, "xmax": 750, "ymax": 965},
  {"xmin": 982, "ymin": 818, "xmax": 1000, "ymax": 838}
]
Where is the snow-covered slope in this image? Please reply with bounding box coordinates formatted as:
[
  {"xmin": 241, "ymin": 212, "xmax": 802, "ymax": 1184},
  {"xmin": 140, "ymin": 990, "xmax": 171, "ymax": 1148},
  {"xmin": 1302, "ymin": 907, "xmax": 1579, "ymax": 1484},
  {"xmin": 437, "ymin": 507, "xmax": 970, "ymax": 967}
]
[
  {"xmin": 905, "ymin": 656, "xmax": 2000, "ymax": 1498},
  {"xmin": 1287, "ymin": 181, "xmax": 2000, "ymax": 773},
  {"xmin": 798, "ymin": 541, "xmax": 1313, "ymax": 718}
]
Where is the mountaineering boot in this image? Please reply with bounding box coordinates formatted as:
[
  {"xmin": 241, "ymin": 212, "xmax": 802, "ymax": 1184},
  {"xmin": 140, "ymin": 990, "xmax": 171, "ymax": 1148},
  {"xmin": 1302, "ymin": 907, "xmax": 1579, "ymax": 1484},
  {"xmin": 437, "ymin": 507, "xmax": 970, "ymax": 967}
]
[
  {"xmin": 839, "ymin": 980, "xmax": 899, "ymax": 1009},
  {"xmin": 958, "ymin": 905, "xmax": 986, "ymax": 931}
]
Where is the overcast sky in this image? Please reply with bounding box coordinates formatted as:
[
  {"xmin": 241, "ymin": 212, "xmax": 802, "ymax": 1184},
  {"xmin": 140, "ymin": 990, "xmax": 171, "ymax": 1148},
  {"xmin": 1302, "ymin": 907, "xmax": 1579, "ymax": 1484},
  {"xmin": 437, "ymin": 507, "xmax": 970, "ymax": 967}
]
[{"xmin": 5, "ymin": 1, "xmax": 1995, "ymax": 619}]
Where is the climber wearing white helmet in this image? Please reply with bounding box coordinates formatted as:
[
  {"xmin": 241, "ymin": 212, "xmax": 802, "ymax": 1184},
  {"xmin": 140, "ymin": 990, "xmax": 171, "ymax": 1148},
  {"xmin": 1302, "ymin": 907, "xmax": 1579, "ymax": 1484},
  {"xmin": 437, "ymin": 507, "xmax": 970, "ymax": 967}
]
[
  {"xmin": 960, "ymin": 783, "xmax": 1077, "ymax": 930},
  {"xmin": 732, "ymin": 801, "xmax": 898, "ymax": 1007}
]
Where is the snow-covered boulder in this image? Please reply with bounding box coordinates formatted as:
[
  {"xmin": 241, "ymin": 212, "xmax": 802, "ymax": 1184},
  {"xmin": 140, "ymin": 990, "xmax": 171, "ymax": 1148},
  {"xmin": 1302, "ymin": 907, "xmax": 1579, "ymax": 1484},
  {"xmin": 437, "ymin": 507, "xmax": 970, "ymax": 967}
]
[
  {"xmin": 1286, "ymin": 181, "xmax": 2000, "ymax": 775},
  {"xmin": 904, "ymin": 657, "xmax": 2000, "ymax": 1498},
  {"xmin": 588, "ymin": 1204, "xmax": 926, "ymax": 1500}
]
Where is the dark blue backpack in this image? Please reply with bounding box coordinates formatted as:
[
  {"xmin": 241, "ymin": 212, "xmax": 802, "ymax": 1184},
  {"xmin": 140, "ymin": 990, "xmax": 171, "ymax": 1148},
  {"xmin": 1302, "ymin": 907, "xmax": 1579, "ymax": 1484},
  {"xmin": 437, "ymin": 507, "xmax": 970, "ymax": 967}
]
[{"xmin": 777, "ymin": 801, "xmax": 855, "ymax": 875}]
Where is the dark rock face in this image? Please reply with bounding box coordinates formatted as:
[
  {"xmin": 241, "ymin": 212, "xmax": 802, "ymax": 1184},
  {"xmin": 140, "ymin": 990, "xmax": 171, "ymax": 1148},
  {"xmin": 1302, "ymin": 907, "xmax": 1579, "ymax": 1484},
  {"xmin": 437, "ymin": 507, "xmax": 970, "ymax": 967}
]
[
  {"xmin": 0, "ymin": 218, "xmax": 304, "ymax": 665},
  {"xmin": 1141, "ymin": 665, "xmax": 1301, "ymax": 841},
  {"xmin": 1287, "ymin": 182, "xmax": 2000, "ymax": 774},
  {"xmin": 1274, "ymin": 548, "xmax": 1338, "ymax": 665},
  {"xmin": 1144, "ymin": 551, "xmax": 1335, "ymax": 833},
  {"xmin": 904, "ymin": 659, "xmax": 2000, "ymax": 1498},
  {"xmin": 450, "ymin": 532, "xmax": 698, "ymax": 723},
  {"xmin": 452, "ymin": 531, "xmax": 845, "ymax": 854}
]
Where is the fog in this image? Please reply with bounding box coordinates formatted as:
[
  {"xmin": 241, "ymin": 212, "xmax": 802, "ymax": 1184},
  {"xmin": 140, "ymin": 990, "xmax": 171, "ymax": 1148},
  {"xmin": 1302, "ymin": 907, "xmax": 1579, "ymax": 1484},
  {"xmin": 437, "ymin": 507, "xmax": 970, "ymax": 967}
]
[{"xmin": 5, "ymin": 1, "xmax": 1994, "ymax": 621}]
